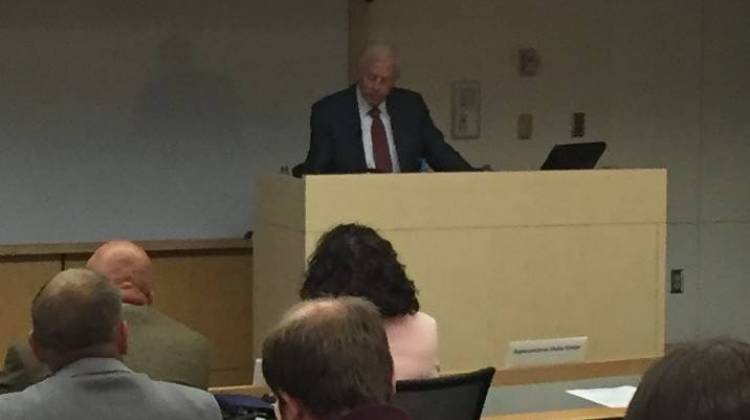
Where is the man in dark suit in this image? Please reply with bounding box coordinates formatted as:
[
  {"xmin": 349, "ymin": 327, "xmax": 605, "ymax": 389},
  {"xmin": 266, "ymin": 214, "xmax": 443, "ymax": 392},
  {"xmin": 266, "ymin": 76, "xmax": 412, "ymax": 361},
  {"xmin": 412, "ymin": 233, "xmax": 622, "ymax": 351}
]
[
  {"xmin": 302, "ymin": 44, "xmax": 473, "ymax": 174},
  {"xmin": 0, "ymin": 241, "xmax": 211, "ymax": 393}
]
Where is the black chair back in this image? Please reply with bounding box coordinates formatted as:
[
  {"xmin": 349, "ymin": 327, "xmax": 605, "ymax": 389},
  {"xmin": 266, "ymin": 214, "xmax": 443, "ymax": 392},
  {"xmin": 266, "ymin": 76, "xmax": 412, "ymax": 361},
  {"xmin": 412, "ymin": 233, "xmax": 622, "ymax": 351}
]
[{"xmin": 392, "ymin": 367, "xmax": 495, "ymax": 420}]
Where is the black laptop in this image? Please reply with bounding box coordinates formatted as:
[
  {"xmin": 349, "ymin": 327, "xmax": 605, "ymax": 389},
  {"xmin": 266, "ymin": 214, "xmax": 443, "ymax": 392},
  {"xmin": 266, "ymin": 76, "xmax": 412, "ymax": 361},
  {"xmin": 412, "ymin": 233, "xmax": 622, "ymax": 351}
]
[{"xmin": 540, "ymin": 141, "xmax": 606, "ymax": 170}]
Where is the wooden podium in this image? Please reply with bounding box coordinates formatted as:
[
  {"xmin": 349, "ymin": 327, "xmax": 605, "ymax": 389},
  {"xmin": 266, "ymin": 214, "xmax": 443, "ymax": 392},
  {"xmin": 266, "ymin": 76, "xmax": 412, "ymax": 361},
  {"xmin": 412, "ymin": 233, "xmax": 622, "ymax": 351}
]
[{"xmin": 253, "ymin": 170, "xmax": 666, "ymax": 372}]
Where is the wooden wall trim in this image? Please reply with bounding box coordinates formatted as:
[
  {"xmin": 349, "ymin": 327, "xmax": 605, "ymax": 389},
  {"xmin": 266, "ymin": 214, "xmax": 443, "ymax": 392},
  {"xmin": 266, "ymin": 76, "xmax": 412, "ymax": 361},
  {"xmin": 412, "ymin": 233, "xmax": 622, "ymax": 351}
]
[
  {"xmin": 0, "ymin": 238, "xmax": 253, "ymax": 257},
  {"xmin": 492, "ymin": 357, "xmax": 657, "ymax": 386},
  {"xmin": 486, "ymin": 407, "xmax": 626, "ymax": 419}
]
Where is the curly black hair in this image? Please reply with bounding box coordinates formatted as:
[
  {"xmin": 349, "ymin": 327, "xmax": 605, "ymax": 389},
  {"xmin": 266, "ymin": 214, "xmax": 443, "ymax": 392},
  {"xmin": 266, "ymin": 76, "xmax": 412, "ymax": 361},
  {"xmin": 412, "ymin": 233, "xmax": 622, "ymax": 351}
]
[{"xmin": 300, "ymin": 223, "xmax": 420, "ymax": 318}]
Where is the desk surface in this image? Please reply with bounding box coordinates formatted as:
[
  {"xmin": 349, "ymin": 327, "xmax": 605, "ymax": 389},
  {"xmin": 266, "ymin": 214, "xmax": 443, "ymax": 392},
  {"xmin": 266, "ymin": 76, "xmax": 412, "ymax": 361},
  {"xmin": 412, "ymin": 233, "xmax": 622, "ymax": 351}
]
[
  {"xmin": 483, "ymin": 374, "xmax": 638, "ymax": 416},
  {"xmin": 210, "ymin": 384, "xmax": 629, "ymax": 420},
  {"xmin": 484, "ymin": 406, "xmax": 625, "ymax": 419},
  {"xmin": 210, "ymin": 372, "xmax": 639, "ymax": 419},
  {"xmin": 210, "ymin": 384, "xmax": 269, "ymax": 396}
]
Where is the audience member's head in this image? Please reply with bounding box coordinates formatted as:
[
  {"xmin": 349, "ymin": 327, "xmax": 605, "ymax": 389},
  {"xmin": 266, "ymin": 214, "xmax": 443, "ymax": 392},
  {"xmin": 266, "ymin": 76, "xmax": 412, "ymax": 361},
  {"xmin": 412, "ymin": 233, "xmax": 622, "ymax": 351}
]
[
  {"xmin": 29, "ymin": 268, "xmax": 127, "ymax": 372},
  {"xmin": 626, "ymin": 337, "xmax": 750, "ymax": 420},
  {"xmin": 300, "ymin": 223, "xmax": 419, "ymax": 318},
  {"xmin": 262, "ymin": 297, "xmax": 394, "ymax": 420},
  {"xmin": 86, "ymin": 240, "xmax": 153, "ymax": 305},
  {"xmin": 357, "ymin": 43, "xmax": 400, "ymax": 106}
]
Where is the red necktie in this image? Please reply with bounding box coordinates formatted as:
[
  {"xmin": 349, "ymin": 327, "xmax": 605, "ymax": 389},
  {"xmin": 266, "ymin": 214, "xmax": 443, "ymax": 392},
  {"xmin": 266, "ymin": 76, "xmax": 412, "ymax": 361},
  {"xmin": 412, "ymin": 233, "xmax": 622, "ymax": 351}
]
[{"xmin": 368, "ymin": 107, "xmax": 393, "ymax": 173}]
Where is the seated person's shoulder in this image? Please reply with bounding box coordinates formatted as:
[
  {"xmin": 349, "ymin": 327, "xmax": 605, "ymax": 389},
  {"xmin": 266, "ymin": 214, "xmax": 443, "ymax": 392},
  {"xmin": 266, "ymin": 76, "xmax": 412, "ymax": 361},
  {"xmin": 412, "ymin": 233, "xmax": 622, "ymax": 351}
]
[
  {"xmin": 122, "ymin": 305, "xmax": 211, "ymax": 386},
  {"xmin": 0, "ymin": 342, "xmax": 50, "ymax": 393},
  {"xmin": 386, "ymin": 312, "xmax": 438, "ymax": 348},
  {"xmin": 4, "ymin": 343, "xmax": 37, "ymax": 368},
  {"xmin": 387, "ymin": 311, "xmax": 436, "ymax": 330},
  {"xmin": 412, "ymin": 311, "xmax": 438, "ymax": 330},
  {"xmin": 0, "ymin": 375, "xmax": 44, "ymax": 412},
  {"xmin": 143, "ymin": 379, "xmax": 221, "ymax": 419},
  {"xmin": 129, "ymin": 306, "xmax": 211, "ymax": 359}
]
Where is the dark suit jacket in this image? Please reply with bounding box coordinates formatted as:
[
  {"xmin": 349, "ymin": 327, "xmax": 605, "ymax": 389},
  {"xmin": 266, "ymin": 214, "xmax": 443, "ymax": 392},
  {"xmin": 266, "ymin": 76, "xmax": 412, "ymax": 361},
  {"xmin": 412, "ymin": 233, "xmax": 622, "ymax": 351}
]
[
  {"xmin": 303, "ymin": 85, "xmax": 474, "ymax": 174},
  {"xmin": 0, "ymin": 304, "xmax": 212, "ymax": 394}
]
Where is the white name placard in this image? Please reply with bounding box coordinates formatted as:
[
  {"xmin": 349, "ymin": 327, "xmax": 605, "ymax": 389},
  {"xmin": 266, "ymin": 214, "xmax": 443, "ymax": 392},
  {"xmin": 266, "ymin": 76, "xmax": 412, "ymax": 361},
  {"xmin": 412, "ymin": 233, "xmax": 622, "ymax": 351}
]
[{"xmin": 506, "ymin": 336, "xmax": 588, "ymax": 368}]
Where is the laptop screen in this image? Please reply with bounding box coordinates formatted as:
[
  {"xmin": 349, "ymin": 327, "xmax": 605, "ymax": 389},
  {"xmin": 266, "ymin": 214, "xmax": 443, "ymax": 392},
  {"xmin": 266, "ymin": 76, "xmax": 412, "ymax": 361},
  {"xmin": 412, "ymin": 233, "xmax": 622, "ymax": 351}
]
[{"xmin": 540, "ymin": 141, "xmax": 606, "ymax": 170}]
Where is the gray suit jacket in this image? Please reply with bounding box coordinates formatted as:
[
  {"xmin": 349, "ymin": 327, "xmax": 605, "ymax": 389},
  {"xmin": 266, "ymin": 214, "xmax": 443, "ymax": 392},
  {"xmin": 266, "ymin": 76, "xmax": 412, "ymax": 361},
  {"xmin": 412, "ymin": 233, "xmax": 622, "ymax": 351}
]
[
  {"xmin": 0, "ymin": 304, "xmax": 211, "ymax": 393},
  {"xmin": 0, "ymin": 358, "xmax": 221, "ymax": 420}
]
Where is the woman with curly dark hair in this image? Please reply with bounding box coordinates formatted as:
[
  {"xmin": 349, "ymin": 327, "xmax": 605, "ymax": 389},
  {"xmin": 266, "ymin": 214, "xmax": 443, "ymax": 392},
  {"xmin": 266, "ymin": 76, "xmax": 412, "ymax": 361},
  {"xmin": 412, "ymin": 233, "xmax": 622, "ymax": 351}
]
[{"xmin": 300, "ymin": 223, "xmax": 439, "ymax": 380}]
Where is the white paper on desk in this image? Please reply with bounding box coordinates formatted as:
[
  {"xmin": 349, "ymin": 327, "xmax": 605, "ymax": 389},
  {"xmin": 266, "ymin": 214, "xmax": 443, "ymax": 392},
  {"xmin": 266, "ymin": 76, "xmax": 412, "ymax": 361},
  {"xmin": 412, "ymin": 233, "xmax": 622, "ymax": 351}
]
[{"xmin": 565, "ymin": 385, "xmax": 637, "ymax": 408}]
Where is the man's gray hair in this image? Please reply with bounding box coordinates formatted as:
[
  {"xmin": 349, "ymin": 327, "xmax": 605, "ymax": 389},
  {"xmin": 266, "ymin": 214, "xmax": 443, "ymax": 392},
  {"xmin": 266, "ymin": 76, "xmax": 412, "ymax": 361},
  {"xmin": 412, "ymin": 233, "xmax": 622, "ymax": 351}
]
[
  {"xmin": 32, "ymin": 268, "xmax": 122, "ymax": 354},
  {"xmin": 358, "ymin": 43, "xmax": 401, "ymax": 79}
]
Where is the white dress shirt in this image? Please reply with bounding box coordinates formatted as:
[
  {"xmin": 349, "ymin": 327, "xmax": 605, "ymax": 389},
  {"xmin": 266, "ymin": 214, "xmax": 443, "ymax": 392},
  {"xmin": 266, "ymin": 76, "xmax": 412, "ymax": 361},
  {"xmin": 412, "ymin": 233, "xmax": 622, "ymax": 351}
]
[{"xmin": 356, "ymin": 86, "xmax": 401, "ymax": 172}]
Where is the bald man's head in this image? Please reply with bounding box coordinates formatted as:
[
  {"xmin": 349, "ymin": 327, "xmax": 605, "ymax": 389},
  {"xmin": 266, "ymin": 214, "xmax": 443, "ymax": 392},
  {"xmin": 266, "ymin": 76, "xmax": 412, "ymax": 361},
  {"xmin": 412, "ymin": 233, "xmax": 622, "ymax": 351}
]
[{"xmin": 86, "ymin": 241, "xmax": 153, "ymax": 305}]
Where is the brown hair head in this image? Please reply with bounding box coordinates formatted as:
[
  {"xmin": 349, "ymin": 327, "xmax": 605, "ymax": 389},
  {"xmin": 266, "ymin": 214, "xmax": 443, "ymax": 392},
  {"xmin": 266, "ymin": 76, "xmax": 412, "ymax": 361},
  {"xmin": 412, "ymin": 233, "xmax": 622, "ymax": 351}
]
[
  {"xmin": 626, "ymin": 337, "xmax": 750, "ymax": 420},
  {"xmin": 31, "ymin": 268, "xmax": 124, "ymax": 370},
  {"xmin": 262, "ymin": 297, "xmax": 394, "ymax": 419}
]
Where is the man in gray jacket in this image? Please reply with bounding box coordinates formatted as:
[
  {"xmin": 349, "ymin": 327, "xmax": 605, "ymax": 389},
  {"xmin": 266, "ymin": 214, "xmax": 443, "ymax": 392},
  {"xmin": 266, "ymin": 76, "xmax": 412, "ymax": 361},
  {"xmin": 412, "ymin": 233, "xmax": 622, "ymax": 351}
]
[{"xmin": 0, "ymin": 268, "xmax": 221, "ymax": 420}]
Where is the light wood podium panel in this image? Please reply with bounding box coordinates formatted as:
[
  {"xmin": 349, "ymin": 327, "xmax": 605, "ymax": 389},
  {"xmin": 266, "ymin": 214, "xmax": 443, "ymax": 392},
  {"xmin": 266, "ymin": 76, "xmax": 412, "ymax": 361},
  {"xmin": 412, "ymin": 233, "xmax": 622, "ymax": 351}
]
[
  {"xmin": 252, "ymin": 174, "xmax": 309, "ymax": 352},
  {"xmin": 253, "ymin": 170, "xmax": 667, "ymax": 370}
]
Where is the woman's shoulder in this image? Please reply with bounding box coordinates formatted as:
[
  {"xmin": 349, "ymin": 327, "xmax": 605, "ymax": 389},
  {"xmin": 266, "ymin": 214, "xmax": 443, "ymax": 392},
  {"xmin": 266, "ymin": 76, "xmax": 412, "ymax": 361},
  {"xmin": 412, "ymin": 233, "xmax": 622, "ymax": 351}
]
[
  {"xmin": 387, "ymin": 311, "xmax": 437, "ymax": 333},
  {"xmin": 411, "ymin": 311, "xmax": 437, "ymax": 328}
]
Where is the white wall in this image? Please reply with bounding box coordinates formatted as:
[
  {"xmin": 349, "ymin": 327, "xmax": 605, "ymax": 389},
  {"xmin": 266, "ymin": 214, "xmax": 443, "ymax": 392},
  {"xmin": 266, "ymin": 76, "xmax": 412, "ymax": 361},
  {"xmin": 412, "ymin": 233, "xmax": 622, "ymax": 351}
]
[
  {"xmin": 697, "ymin": 0, "xmax": 750, "ymax": 340},
  {"xmin": 361, "ymin": 0, "xmax": 750, "ymax": 342},
  {"xmin": 0, "ymin": 0, "xmax": 348, "ymax": 243}
]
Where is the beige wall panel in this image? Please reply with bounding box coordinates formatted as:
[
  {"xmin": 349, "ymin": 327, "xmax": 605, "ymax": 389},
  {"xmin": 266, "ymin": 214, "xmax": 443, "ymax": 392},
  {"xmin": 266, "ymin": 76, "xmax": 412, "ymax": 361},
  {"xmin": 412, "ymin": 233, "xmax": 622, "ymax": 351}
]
[
  {"xmin": 255, "ymin": 170, "xmax": 666, "ymax": 372},
  {"xmin": 253, "ymin": 226, "xmax": 306, "ymax": 356},
  {"xmin": 385, "ymin": 224, "xmax": 664, "ymax": 371},
  {"xmin": 257, "ymin": 175, "xmax": 306, "ymax": 231},
  {"xmin": 0, "ymin": 259, "xmax": 60, "ymax": 366},
  {"xmin": 149, "ymin": 253, "xmax": 253, "ymax": 383},
  {"xmin": 305, "ymin": 170, "xmax": 666, "ymax": 232}
]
